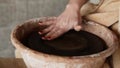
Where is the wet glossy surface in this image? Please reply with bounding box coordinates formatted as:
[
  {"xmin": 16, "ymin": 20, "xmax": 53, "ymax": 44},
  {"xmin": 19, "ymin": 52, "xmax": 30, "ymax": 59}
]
[{"xmin": 22, "ymin": 30, "xmax": 107, "ymax": 56}]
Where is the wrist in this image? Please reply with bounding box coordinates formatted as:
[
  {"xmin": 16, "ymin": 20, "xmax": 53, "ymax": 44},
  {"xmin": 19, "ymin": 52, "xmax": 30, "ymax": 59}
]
[
  {"xmin": 66, "ymin": 4, "xmax": 80, "ymax": 11},
  {"xmin": 68, "ymin": 0, "xmax": 88, "ymax": 10}
]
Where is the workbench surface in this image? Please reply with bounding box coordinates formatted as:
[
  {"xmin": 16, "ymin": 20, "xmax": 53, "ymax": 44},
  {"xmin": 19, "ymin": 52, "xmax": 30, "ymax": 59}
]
[{"xmin": 0, "ymin": 58, "xmax": 26, "ymax": 68}]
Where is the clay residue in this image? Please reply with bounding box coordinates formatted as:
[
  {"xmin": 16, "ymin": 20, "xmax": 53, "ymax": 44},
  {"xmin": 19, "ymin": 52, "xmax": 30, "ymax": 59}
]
[{"xmin": 22, "ymin": 30, "xmax": 107, "ymax": 56}]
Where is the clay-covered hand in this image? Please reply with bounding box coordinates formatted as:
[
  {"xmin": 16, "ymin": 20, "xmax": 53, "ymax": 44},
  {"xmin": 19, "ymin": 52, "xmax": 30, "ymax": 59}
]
[{"xmin": 38, "ymin": 5, "xmax": 82, "ymax": 40}]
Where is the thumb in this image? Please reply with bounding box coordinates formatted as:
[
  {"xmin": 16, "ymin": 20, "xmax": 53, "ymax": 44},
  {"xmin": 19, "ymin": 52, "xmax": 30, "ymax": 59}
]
[{"xmin": 74, "ymin": 25, "xmax": 82, "ymax": 31}]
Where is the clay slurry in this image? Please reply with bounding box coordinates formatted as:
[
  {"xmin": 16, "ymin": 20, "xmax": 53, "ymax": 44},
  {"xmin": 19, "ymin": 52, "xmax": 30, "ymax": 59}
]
[{"xmin": 22, "ymin": 30, "xmax": 107, "ymax": 56}]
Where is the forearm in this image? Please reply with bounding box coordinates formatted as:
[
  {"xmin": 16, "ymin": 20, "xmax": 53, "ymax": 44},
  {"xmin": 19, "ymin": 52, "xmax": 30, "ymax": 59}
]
[{"xmin": 68, "ymin": 0, "xmax": 88, "ymax": 10}]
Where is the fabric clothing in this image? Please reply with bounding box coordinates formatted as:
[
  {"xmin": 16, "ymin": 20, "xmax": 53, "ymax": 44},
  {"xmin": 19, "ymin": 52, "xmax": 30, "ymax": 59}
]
[
  {"xmin": 81, "ymin": 0, "xmax": 120, "ymax": 27},
  {"xmin": 81, "ymin": 0, "xmax": 120, "ymax": 68}
]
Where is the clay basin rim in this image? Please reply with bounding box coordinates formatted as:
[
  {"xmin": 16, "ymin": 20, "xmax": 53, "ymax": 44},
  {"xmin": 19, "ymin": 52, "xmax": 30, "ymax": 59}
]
[{"xmin": 11, "ymin": 17, "xmax": 118, "ymax": 62}]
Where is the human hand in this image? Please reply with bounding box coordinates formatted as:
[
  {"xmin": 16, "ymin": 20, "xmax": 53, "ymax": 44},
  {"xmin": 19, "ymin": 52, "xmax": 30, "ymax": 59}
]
[{"xmin": 38, "ymin": 5, "xmax": 82, "ymax": 40}]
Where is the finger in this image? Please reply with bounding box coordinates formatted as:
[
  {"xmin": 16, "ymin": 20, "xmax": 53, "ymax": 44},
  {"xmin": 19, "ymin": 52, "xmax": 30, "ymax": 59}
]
[
  {"xmin": 38, "ymin": 17, "xmax": 56, "ymax": 25},
  {"xmin": 74, "ymin": 25, "xmax": 82, "ymax": 31},
  {"xmin": 38, "ymin": 20, "xmax": 54, "ymax": 26},
  {"xmin": 43, "ymin": 17, "xmax": 56, "ymax": 22},
  {"xmin": 49, "ymin": 17, "xmax": 57, "ymax": 20},
  {"xmin": 44, "ymin": 27, "xmax": 58, "ymax": 39},
  {"xmin": 39, "ymin": 25, "xmax": 54, "ymax": 35},
  {"xmin": 47, "ymin": 30, "xmax": 63, "ymax": 40}
]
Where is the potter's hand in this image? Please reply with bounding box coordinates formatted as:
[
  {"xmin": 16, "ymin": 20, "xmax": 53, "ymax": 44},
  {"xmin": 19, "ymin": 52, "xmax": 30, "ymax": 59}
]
[{"xmin": 38, "ymin": 5, "xmax": 82, "ymax": 40}]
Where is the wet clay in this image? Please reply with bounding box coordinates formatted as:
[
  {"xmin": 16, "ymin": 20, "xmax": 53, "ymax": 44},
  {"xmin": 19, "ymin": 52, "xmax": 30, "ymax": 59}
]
[{"xmin": 22, "ymin": 30, "xmax": 107, "ymax": 56}]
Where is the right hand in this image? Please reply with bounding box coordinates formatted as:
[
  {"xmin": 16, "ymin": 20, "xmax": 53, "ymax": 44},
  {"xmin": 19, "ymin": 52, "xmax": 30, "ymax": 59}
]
[{"xmin": 38, "ymin": 5, "xmax": 83, "ymax": 40}]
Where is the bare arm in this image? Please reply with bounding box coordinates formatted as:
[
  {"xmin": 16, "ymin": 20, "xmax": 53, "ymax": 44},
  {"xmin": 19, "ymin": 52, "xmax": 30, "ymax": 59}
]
[
  {"xmin": 69, "ymin": 0, "xmax": 88, "ymax": 8},
  {"xmin": 67, "ymin": 0, "xmax": 88, "ymax": 13}
]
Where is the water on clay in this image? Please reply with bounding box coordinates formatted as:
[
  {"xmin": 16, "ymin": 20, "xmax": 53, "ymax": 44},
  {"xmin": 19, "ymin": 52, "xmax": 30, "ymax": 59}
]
[{"xmin": 22, "ymin": 30, "xmax": 107, "ymax": 56}]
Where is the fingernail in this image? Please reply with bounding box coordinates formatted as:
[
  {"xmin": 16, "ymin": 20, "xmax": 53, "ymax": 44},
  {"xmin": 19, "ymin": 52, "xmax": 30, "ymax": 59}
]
[
  {"xmin": 38, "ymin": 32, "xmax": 42, "ymax": 34},
  {"xmin": 42, "ymin": 37, "xmax": 46, "ymax": 40},
  {"xmin": 47, "ymin": 37, "xmax": 51, "ymax": 40},
  {"xmin": 38, "ymin": 23, "xmax": 42, "ymax": 25}
]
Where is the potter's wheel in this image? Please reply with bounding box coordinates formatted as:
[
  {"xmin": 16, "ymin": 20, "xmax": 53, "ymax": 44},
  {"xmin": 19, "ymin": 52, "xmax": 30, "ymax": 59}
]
[{"xmin": 44, "ymin": 30, "xmax": 87, "ymax": 51}]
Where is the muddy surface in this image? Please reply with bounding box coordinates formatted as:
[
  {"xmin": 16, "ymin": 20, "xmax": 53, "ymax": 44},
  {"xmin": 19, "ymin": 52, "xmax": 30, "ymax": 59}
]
[{"xmin": 22, "ymin": 30, "xmax": 107, "ymax": 56}]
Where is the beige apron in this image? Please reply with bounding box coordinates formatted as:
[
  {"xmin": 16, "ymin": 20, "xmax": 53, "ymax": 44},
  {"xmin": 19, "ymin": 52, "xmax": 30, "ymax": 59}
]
[{"xmin": 81, "ymin": 0, "xmax": 120, "ymax": 68}]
